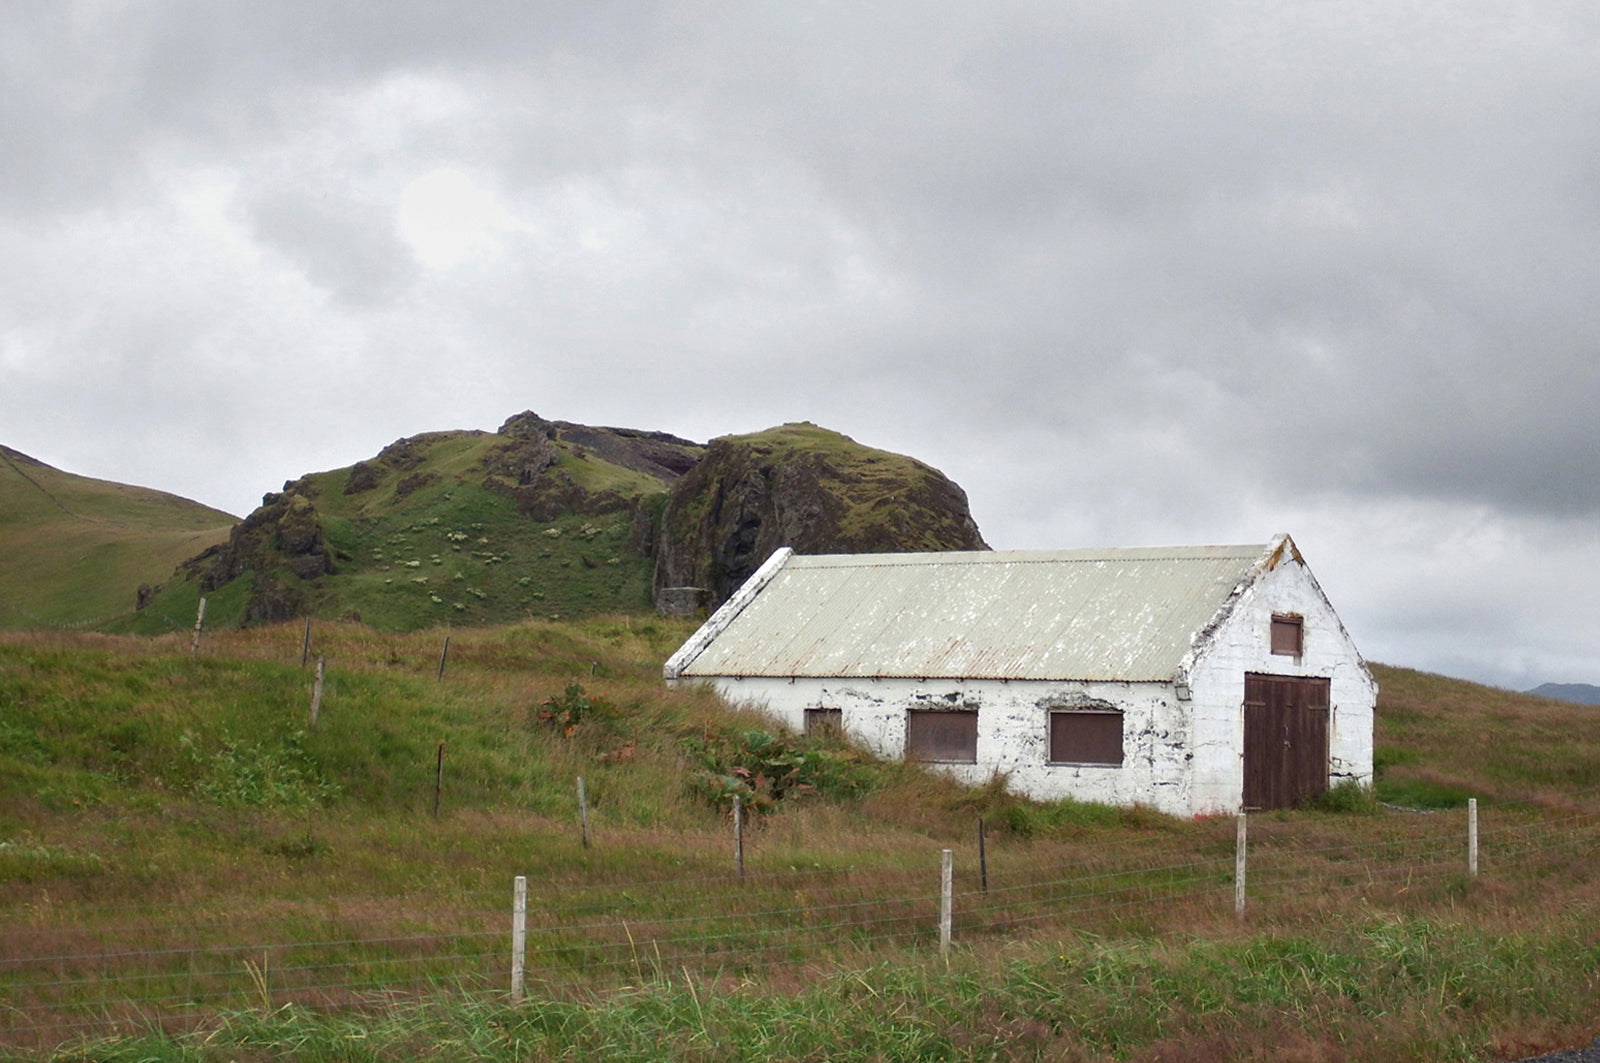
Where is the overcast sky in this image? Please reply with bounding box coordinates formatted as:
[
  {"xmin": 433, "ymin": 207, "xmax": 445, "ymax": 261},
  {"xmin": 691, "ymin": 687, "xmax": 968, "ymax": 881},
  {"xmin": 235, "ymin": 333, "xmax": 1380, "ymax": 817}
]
[{"xmin": 4, "ymin": 1, "xmax": 1597, "ymax": 690}]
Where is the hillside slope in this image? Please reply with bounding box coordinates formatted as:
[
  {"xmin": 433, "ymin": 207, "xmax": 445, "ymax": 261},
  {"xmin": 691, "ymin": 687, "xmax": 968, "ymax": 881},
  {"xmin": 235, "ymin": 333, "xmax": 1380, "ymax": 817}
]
[
  {"xmin": 116, "ymin": 414, "xmax": 988, "ymax": 633},
  {"xmin": 119, "ymin": 413, "xmax": 702, "ymax": 634},
  {"xmin": 1370, "ymin": 663, "xmax": 1600, "ymax": 806},
  {"xmin": 0, "ymin": 446, "xmax": 237, "ymax": 629}
]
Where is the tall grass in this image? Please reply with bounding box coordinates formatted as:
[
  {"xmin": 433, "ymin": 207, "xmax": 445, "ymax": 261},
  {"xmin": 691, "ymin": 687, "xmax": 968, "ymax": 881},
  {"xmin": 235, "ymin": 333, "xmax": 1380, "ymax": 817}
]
[
  {"xmin": 5, "ymin": 632, "xmax": 1600, "ymax": 1060},
  {"xmin": 19, "ymin": 905, "xmax": 1600, "ymax": 1062}
]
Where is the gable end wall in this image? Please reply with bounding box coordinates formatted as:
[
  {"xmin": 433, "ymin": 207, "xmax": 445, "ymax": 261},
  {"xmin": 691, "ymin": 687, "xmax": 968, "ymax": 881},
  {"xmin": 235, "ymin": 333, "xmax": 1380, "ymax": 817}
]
[{"xmin": 1183, "ymin": 555, "xmax": 1376, "ymax": 813}]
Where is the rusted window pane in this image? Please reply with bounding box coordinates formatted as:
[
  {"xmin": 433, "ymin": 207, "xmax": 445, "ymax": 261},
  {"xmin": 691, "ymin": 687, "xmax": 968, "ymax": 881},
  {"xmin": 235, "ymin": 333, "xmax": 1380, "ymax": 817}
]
[
  {"xmin": 906, "ymin": 710, "xmax": 978, "ymax": 763},
  {"xmin": 1048, "ymin": 711, "xmax": 1123, "ymax": 766},
  {"xmin": 803, "ymin": 707, "xmax": 842, "ymax": 736},
  {"xmin": 1270, "ymin": 614, "xmax": 1303, "ymax": 656}
]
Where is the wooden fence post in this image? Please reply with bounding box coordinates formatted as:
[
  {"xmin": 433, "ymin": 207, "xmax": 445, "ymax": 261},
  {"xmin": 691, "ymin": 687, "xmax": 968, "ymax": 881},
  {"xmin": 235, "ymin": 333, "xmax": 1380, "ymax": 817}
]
[
  {"xmin": 308, "ymin": 656, "xmax": 325, "ymax": 730},
  {"xmin": 1468, "ymin": 798, "xmax": 1479, "ymax": 877},
  {"xmin": 511, "ymin": 875, "xmax": 527, "ymax": 1002},
  {"xmin": 733, "ymin": 796, "xmax": 745, "ymax": 877},
  {"xmin": 189, "ymin": 597, "xmax": 207, "ymax": 660},
  {"xmin": 300, "ymin": 616, "xmax": 312, "ymax": 668},
  {"xmin": 978, "ymin": 818, "xmax": 988, "ymax": 894},
  {"xmin": 1234, "ymin": 812, "xmax": 1248, "ymax": 918},
  {"xmin": 577, "ymin": 777, "xmax": 590, "ymax": 849},
  {"xmin": 432, "ymin": 742, "xmax": 444, "ymax": 817},
  {"xmin": 939, "ymin": 848, "xmax": 954, "ymax": 957}
]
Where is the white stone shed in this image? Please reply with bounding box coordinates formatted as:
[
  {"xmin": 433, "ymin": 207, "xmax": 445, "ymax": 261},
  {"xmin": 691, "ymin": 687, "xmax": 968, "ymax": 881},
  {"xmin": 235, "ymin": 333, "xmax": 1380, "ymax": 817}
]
[{"xmin": 663, "ymin": 535, "xmax": 1375, "ymax": 816}]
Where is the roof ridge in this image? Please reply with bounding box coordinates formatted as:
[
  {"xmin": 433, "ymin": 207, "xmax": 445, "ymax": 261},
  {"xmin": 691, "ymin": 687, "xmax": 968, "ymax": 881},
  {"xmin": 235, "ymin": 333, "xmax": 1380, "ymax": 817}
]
[{"xmin": 791, "ymin": 546, "xmax": 1266, "ymax": 566}]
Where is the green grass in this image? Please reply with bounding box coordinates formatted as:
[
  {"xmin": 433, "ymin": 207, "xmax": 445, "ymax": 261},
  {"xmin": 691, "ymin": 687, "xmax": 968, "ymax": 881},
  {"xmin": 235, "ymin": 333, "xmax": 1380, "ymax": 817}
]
[
  {"xmin": 19, "ymin": 911, "xmax": 1600, "ymax": 1062},
  {"xmin": 113, "ymin": 484, "xmax": 657, "ymax": 636},
  {"xmin": 5, "ymin": 638, "xmax": 1600, "ymax": 1061},
  {"xmin": 295, "ymin": 434, "xmax": 658, "ymax": 629}
]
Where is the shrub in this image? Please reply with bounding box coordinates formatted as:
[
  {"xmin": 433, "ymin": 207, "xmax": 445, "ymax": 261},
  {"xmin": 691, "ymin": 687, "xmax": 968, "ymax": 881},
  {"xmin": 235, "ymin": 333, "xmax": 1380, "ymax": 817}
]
[
  {"xmin": 182, "ymin": 731, "xmax": 341, "ymax": 812},
  {"xmin": 534, "ymin": 681, "xmax": 616, "ymax": 738},
  {"xmin": 682, "ymin": 728, "xmax": 816, "ymax": 816}
]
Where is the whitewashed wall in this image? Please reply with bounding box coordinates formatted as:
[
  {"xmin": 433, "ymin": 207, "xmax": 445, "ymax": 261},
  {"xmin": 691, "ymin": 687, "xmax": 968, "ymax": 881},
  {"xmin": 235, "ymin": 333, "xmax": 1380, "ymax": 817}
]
[
  {"xmin": 1180, "ymin": 554, "xmax": 1377, "ymax": 814},
  {"xmin": 701, "ymin": 674, "xmax": 1196, "ymax": 817},
  {"xmin": 692, "ymin": 551, "xmax": 1376, "ymax": 819}
]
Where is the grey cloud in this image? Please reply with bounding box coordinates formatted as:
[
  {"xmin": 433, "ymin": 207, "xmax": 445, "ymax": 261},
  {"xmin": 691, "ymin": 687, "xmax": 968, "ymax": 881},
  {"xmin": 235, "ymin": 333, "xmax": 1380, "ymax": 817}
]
[
  {"xmin": 242, "ymin": 185, "xmax": 412, "ymax": 305},
  {"xmin": 5, "ymin": 0, "xmax": 1600, "ymax": 687}
]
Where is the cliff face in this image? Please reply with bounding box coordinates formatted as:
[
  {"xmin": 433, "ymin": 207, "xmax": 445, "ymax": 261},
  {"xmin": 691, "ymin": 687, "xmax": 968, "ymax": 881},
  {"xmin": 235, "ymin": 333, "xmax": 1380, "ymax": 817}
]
[{"xmin": 652, "ymin": 423, "xmax": 987, "ymax": 609}]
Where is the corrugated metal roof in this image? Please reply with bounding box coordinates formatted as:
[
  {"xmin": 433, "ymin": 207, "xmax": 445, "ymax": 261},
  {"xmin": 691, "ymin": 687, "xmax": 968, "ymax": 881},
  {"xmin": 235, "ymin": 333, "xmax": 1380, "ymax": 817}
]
[{"xmin": 674, "ymin": 545, "xmax": 1270, "ymax": 682}]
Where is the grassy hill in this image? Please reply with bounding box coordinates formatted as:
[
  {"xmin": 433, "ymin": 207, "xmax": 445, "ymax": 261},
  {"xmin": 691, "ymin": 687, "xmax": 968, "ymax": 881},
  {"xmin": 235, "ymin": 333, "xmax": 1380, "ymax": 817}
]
[
  {"xmin": 3, "ymin": 628, "xmax": 1600, "ymax": 1060},
  {"xmin": 0, "ymin": 446, "xmax": 237, "ymax": 630},
  {"xmin": 112, "ymin": 427, "xmax": 684, "ymax": 636},
  {"xmin": 18, "ymin": 413, "xmax": 988, "ymax": 637},
  {"xmin": 1370, "ymin": 663, "xmax": 1600, "ymax": 808}
]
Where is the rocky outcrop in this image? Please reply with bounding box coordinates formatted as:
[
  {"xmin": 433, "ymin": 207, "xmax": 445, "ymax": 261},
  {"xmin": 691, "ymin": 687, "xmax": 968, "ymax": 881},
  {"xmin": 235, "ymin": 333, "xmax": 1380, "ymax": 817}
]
[
  {"xmin": 479, "ymin": 411, "xmax": 702, "ymax": 522},
  {"xmin": 179, "ymin": 488, "xmax": 332, "ymax": 619},
  {"xmin": 652, "ymin": 423, "xmax": 987, "ymax": 609},
  {"xmin": 343, "ymin": 461, "xmax": 381, "ymax": 495}
]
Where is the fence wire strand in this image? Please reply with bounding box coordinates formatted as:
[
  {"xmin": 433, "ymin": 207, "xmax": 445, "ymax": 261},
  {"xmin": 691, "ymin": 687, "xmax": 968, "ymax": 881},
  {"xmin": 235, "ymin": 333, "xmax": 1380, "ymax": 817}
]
[{"xmin": 5, "ymin": 804, "xmax": 1598, "ymax": 1051}]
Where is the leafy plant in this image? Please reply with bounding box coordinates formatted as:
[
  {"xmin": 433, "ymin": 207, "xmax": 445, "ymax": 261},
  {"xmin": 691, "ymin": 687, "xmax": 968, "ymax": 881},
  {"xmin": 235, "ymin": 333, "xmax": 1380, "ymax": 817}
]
[
  {"xmin": 535, "ymin": 681, "xmax": 616, "ymax": 738},
  {"xmin": 682, "ymin": 727, "xmax": 817, "ymax": 816}
]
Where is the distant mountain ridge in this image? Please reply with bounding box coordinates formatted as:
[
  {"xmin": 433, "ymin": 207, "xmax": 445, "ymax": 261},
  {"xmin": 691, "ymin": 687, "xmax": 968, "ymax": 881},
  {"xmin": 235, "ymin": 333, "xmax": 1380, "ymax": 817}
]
[
  {"xmin": 1525, "ymin": 682, "xmax": 1600, "ymax": 706},
  {"xmin": 0, "ymin": 413, "xmax": 988, "ymax": 633}
]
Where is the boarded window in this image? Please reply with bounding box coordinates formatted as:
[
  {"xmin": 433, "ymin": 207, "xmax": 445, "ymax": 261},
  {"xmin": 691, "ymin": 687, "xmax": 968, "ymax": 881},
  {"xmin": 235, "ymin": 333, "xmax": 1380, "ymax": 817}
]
[
  {"xmin": 1270, "ymin": 614, "xmax": 1304, "ymax": 657},
  {"xmin": 1048, "ymin": 711, "xmax": 1124, "ymax": 766},
  {"xmin": 906, "ymin": 710, "xmax": 978, "ymax": 763},
  {"xmin": 803, "ymin": 707, "xmax": 842, "ymax": 736}
]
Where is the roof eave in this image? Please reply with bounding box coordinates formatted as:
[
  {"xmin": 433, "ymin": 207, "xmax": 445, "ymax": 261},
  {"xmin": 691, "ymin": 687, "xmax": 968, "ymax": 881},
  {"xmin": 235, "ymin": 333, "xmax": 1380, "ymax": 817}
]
[{"xmin": 662, "ymin": 547, "xmax": 795, "ymax": 681}]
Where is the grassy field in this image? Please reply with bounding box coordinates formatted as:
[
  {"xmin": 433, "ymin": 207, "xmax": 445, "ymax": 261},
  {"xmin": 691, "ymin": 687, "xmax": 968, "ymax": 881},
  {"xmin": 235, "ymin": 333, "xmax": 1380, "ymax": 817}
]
[{"xmin": 2, "ymin": 626, "xmax": 1599, "ymax": 1061}]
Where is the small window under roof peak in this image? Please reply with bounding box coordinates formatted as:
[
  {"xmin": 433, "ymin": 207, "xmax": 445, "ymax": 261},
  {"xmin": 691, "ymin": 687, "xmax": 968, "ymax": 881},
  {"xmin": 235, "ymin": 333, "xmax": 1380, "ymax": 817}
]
[{"xmin": 1271, "ymin": 613, "xmax": 1303, "ymax": 657}]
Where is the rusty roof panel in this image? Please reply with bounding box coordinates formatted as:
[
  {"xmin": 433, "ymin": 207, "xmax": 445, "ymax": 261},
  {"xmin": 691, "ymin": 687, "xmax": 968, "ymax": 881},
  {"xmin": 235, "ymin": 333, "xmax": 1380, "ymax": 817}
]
[{"xmin": 676, "ymin": 545, "xmax": 1270, "ymax": 681}]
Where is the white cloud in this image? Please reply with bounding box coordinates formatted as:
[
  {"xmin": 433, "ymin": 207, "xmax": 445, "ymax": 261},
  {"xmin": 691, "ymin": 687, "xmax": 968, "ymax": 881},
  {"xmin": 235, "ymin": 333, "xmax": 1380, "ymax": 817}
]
[{"xmin": 396, "ymin": 168, "xmax": 529, "ymax": 269}]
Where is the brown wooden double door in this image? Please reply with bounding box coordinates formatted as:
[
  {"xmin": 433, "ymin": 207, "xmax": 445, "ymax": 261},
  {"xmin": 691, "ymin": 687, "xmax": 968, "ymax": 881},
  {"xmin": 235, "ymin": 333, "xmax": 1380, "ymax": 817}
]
[{"xmin": 1243, "ymin": 673, "xmax": 1330, "ymax": 810}]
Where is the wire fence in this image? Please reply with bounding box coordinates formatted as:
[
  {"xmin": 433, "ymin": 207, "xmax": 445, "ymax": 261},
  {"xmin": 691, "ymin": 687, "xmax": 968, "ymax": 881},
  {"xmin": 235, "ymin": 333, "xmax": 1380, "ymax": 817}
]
[{"xmin": 4, "ymin": 803, "xmax": 1598, "ymax": 1052}]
